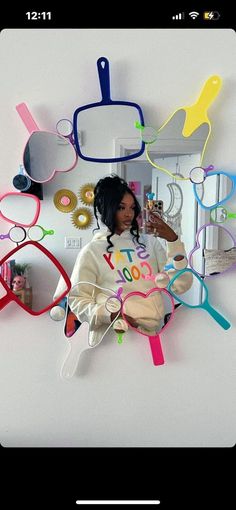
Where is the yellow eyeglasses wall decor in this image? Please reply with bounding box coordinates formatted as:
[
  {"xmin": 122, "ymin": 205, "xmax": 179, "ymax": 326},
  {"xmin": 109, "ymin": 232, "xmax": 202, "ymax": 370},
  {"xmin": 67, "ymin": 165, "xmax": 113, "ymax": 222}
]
[{"xmin": 145, "ymin": 75, "xmax": 222, "ymax": 181}]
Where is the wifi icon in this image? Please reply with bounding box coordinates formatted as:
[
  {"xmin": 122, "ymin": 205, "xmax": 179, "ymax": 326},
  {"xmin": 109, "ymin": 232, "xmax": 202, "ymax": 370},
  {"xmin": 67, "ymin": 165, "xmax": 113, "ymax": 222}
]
[{"xmin": 189, "ymin": 11, "xmax": 199, "ymax": 19}]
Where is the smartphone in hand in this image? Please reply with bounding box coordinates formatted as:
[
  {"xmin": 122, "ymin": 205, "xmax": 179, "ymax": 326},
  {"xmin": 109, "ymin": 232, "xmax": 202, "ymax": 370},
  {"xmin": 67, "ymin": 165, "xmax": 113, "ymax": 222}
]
[
  {"xmin": 142, "ymin": 200, "xmax": 164, "ymax": 233},
  {"xmin": 152, "ymin": 200, "xmax": 164, "ymax": 218}
]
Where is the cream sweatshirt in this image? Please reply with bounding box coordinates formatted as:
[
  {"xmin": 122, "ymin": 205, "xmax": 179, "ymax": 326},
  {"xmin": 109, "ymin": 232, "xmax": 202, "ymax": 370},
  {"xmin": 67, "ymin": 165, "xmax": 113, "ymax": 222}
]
[{"xmin": 54, "ymin": 229, "xmax": 192, "ymax": 345}]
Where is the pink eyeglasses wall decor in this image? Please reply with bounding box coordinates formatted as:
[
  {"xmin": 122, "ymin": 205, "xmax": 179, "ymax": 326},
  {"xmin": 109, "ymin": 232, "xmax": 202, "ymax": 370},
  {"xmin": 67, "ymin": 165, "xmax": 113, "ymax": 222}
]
[
  {"xmin": 0, "ymin": 191, "xmax": 40, "ymax": 227},
  {"xmin": 121, "ymin": 287, "xmax": 176, "ymax": 366},
  {"xmin": 16, "ymin": 102, "xmax": 78, "ymax": 184}
]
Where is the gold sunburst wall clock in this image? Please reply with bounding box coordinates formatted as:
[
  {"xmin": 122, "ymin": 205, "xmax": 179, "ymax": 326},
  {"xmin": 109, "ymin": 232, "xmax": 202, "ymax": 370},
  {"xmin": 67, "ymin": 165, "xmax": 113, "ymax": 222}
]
[
  {"xmin": 71, "ymin": 207, "xmax": 93, "ymax": 229},
  {"xmin": 78, "ymin": 183, "xmax": 95, "ymax": 206},
  {"xmin": 53, "ymin": 189, "xmax": 78, "ymax": 213}
]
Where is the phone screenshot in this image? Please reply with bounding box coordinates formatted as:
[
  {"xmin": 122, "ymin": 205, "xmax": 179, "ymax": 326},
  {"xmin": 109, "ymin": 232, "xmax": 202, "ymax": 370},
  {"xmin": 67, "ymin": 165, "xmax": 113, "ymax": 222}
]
[{"xmin": 0, "ymin": 8, "xmax": 235, "ymax": 509}]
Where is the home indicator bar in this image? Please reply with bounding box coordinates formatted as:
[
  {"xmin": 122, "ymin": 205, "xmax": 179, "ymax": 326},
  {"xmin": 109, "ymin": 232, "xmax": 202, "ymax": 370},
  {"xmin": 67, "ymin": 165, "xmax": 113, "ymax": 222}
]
[{"xmin": 76, "ymin": 502, "xmax": 161, "ymax": 506}]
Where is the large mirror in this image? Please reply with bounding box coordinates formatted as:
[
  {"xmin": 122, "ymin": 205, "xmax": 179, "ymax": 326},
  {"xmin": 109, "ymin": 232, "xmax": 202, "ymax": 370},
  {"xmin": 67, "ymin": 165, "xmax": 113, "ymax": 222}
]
[
  {"xmin": 74, "ymin": 104, "xmax": 144, "ymax": 162},
  {"xmin": 23, "ymin": 131, "xmax": 77, "ymax": 183},
  {"xmin": 0, "ymin": 242, "xmax": 70, "ymax": 315},
  {"xmin": 73, "ymin": 57, "xmax": 145, "ymax": 163},
  {"xmin": 113, "ymin": 135, "xmax": 231, "ymax": 308},
  {"xmin": 120, "ymin": 151, "xmax": 201, "ymax": 256}
]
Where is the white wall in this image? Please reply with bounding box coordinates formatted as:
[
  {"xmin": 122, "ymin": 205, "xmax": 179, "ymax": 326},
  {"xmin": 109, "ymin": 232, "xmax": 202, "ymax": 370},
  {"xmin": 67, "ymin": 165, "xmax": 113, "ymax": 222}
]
[{"xmin": 0, "ymin": 29, "xmax": 235, "ymax": 447}]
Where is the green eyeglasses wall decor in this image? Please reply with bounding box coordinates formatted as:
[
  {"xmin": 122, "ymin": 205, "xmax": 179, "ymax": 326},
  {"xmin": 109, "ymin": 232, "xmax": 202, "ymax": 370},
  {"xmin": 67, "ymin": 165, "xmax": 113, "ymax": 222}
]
[{"xmin": 210, "ymin": 206, "xmax": 236, "ymax": 224}]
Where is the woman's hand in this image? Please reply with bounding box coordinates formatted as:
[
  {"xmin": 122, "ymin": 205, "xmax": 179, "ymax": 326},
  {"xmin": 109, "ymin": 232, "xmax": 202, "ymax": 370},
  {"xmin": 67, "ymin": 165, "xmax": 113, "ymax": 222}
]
[
  {"xmin": 110, "ymin": 311, "xmax": 120, "ymax": 323},
  {"xmin": 123, "ymin": 314, "xmax": 139, "ymax": 328},
  {"xmin": 110, "ymin": 312, "xmax": 138, "ymax": 328},
  {"xmin": 145, "ymin": 211, "xmax": 178, "ymax": 242}
]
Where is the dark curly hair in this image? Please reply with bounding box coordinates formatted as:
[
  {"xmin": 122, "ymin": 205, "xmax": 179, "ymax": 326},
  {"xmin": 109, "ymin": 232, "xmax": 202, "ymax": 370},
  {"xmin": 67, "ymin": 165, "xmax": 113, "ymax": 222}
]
[{"xmin": 93, "ymin": 174, "xmax": 145, "ymax": 252}]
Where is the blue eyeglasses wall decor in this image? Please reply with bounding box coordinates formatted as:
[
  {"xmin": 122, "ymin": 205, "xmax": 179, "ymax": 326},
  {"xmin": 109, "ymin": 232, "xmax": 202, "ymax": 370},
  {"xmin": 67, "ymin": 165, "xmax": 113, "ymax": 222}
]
[
  {"xmin": 193, "ymin": 169, "xmax": 236, "ymax": 210},
  {"xmin": 73, "ymin": 57, "xmax": 145, "ymax": 163},
  {"xmin": 167, "ymin": 268, "xmax": 231, "ymax": 331}
]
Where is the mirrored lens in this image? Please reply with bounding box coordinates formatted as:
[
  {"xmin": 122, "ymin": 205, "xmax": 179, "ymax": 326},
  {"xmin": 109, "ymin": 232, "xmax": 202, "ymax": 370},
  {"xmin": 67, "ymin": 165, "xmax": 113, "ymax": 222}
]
[
  {"xmin": 141, "ymin": 126, "xmax": 157, "ymax": 143},
  {"xmin": 67, "ymin": 281, "xmax": 115, "ymax": 316},
  {"xmin": 105, "ymin": 296, "xmax": 122, "ymax": 313},
  {"xmin": 157, "ymin": 110, "xmax": 209, "ymax": 150},
  {"xmin": 169, "ymin": 271, "xmax": 207, "ymax": 307},
  {"xmin": 122, "ymin": 290, "xmax": 173, "ymax": 336},
  {"xmin": 67, "ymin": 282, "xmax": 118, "ymax": 345},
  {"xmin": 210, "ymin": 206, "xmax": 227, "ymax": 223},
  {"xmin": 190, "ymin": 166, "xmax": 206, "ymax": 184},
  {"xmin": 23, "ymin": 131, "xmax": 77, "ymax": 182},
  {"xmin": 75, "ymin": 105, "xmax": 143, "ymax": 160},
  {"xmin": 147, "ymin": 109, "xmax": 209, "ymax": 176},
  {"xmin": 194, "ymin": 173, "xmax": 233, "ymax": 208},
  {"xmin": 9, "ymin": 226, "xmax": 26, "ymax": 243},
  {"xmin": 190, "ymin": 225, "xmax": 236, "ymax": 276},
  {"xmin": 27, "ymin": 225, "xmax": 44, "ymax": 241},
  {"xmin": 0, "ymin": 194, "xmax": 38, "ymax": 226},
  {"xmin": 12, "ymin": 173, "xmax": 31, "ymax": 191},
  {"xmin": 3, "ymin": 244, "xmax": 68, "ymax": 313},
  {"xmin": 56, "ymin": 119, "xmax": 73, "ymax": 137}
]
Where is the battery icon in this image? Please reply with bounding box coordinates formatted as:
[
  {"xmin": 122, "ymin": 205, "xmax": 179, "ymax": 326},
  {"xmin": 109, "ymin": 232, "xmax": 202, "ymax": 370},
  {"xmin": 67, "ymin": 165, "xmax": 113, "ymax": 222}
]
[{"xmin": 204, "ymin": 11, "xmax": 220, "ymax": 20}]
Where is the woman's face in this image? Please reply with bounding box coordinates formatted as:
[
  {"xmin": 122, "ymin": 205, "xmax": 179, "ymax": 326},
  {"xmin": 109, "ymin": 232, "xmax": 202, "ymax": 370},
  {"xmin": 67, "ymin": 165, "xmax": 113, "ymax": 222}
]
[{"xmin": 115, "ymin": 192, "xmax": 136, "ymax": 234}]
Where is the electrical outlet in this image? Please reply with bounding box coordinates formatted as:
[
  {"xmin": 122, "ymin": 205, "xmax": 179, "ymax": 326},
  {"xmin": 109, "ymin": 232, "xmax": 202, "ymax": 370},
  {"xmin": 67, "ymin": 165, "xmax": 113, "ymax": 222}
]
[{"xmin": 64, "ymin": 237, "xmax": 82, "ymax": 249}]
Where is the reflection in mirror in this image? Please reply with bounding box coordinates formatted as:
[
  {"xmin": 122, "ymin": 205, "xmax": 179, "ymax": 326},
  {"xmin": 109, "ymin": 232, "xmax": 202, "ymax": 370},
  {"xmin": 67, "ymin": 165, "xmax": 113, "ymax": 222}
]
[
  {"xmin": 120, "ymin": 148, "xmax": 225, "ymax": 308},
  {"xmin": 73, "ymin": 56, "xmax": 145, "ymax": 163},
  {"xmin": 75, "ymin": 105, "xmax": 144, "ymax": 162},
  {"xmin": 189, "ymin": 224, "xmax": 236, "ymax": 277},
  {"xmin": 23, "ymin": 131, "xmax": 77, "ymax": 183},
  {"xmin": 189, "ymin": 166, "xmax": 207, "ymax": 184},
  {"xmin": 189, "ymin": 165, "xmax": 215, "ymax": 184},
  {"xmin": 122, "ymin": 290, "xmax": 173, "ymax": 337},
  {"xmin": 67, "ymin": 281, "xmax": 120, "ymax": 347},
  {"xmin": 169, "ymin": 270, "xmax": 207, "ymax": 307},
  {"xmin": 210, "ymin": 206, "xmax": 236, "ymax": 223},
  {"xmin": 56, "ymin": 118, "xmax": 73, "ymax": 137},
  {"xmin": 0, "ymin": 193, "xmax": 40, "ymax": 226},
  {"xmin": 0, "ymin": 225, "xmax": 54, "ymax": 244},
  {"xmin": 8, "ymin": 246, "xmax": 64, "ymax": 312},
  {"xmin": 146, "ymin": 113, "xmax": 209, "ymax": 180},
  {"xmin": 122, "ymin": 289, "xmax": 175, "ymax": 365},
  {"xmin": 0, "ymin": 226, "xmax": 26, "ymax": 243},
  {"xmin": 136, "ymin": 124, "xmax": 157, "ymax": 144},
  {"xmin": 168, "ymin": 268, "xmax": 231, "ymax": 330},
  {"xmin": 145, "ymin": 75, "xmax": 222, "ymax": 179},
  {"xmin": 12, "ymin": 164, "xmax": 32, "ymax": 191},
  {"xmin": 123, "ymin": 154, "xmax": 200, "ymax": 256},
  {"xmin": 61, "ymin": 322, "xmax": 90, "ymax": 380},
  {"xmin": 193, "ymin": 172, "xmax": 235, "ymax": 209},
  {"xmin": 27, "ymin": 225, "xmax": 54, "ymax": 242},
  {"xmin": 0, "ymin": 242, "xmax": 70, "ymax": 315}
]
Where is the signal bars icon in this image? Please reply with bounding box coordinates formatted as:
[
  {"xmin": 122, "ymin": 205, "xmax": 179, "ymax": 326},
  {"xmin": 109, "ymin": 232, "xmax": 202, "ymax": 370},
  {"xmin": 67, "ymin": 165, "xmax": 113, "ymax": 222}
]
[{"xmin": 172, "ymin": 12, "xmax": 185, "ymax": 20}]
